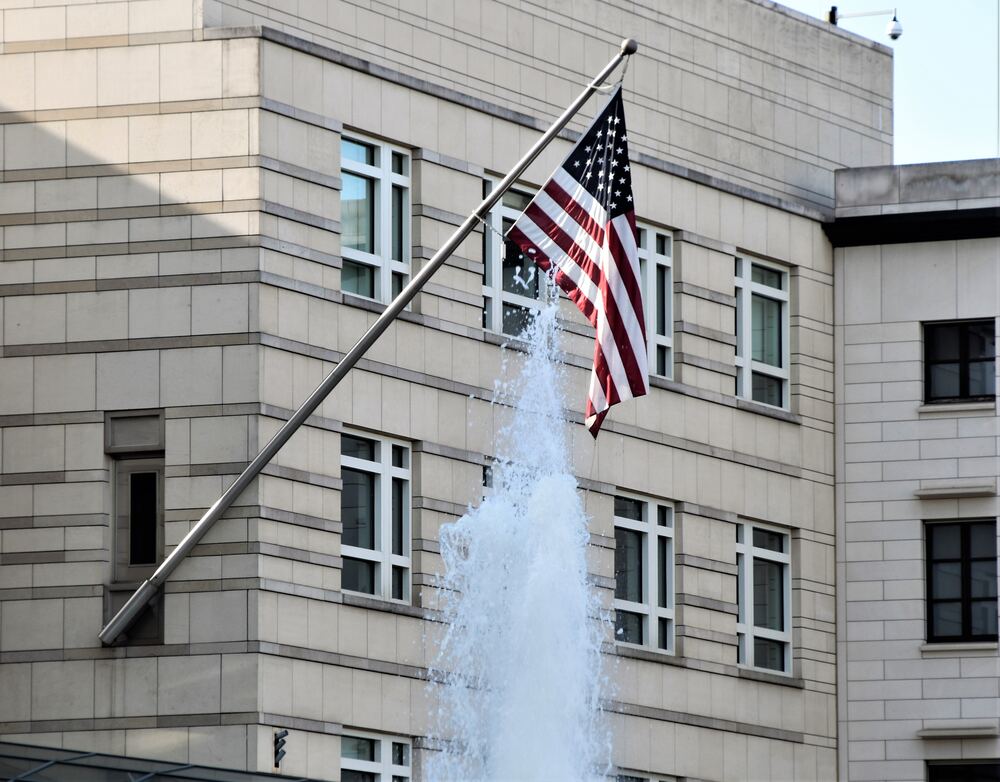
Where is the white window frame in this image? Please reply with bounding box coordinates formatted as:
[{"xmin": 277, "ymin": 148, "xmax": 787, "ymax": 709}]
[
  {"xmin": 482, "ymin": 179, "xmax": 551, "ymax": 335},
  {"xmin": 340, "ymin": 731, "xmax": 411, "ymax": 781},
  {"xmin": 637, "ymin": 224, "xmax": 674, "ymax": 379},
  {"xmin": 736, "ymin": 521, "xmax": 792, "ymax": 674},
  {"xmin": 613, "ymin": 494, "xmax": 675, "ymax": 654},
  {"xmin": 340, "ymin": 133, "xmax": 410, "ymax": 303},
  {"xmin": 734, "ymin": 256, "xmax": 790, "ymax": 408},
  {"xmin": 340, "ymin": 431, "xmax": 411, "ymax": 603}
]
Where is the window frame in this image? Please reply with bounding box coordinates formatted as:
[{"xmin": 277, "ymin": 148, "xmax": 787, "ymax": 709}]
[
  {"xmin": 612, "ymin": 493, "xmax": 675, "ymax": 654},
  {"xmin": 340, "ymin": 431, "xmax": 412, "ymax": 603},
  {"xmin": 340, "ymin": 731, "xmax": 411, "ymax": 781},
  {"xmin": 637, "ymin": 224, "xmax": 674, "ymax": 380},
  {"xmin": 925, "ymin": 520, "xmax": 998, "ymax": 644},
  {"xmin": 923, "ymin": 319, "xmax": 997, "ymax": 403},
  {"xmin": 736, "ymin": 521, "xmax": 792, "ymax": 675},
  {"xmin": 481, "ymin": 179, "xmax": 552, "ymax": 336},
  {"xmin": 340, "ymin": 133, "xmax": 411, "ymax": 304},
  {"xmin": 734, "ymin": 256, "xmax": 790, "ymax": 409}
]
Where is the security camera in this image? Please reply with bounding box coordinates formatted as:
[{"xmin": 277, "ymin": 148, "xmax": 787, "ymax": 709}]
[{"xmin": 886, "ymin": 14, "xmax": 902, "ymax": 39}]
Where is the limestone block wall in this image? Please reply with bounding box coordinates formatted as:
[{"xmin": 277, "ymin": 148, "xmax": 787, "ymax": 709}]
[
  {"xmin": 0, "ymin": 4, "xmax": 850, "ymax": 779},
  {"xmin": 835, "ymin": 235, "xmax": 1000, "ymax": 781}
]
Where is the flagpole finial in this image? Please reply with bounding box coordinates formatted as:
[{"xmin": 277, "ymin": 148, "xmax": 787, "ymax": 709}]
[{"xmin": 620, "ymin": 38, "xmax": 638, "ymax": 56}]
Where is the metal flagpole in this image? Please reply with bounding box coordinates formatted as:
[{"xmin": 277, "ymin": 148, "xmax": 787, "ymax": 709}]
[{"xmin": 99, "ymin": 37, "xmax": 639, "ymax": 646}]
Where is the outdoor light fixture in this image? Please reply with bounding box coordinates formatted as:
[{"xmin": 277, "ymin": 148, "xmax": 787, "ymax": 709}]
[{"xmin": 828, "ymin": 6, "xmax": 903, "ymax": 39}]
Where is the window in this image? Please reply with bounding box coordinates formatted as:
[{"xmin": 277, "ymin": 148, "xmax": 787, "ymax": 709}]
[
  {"xmin": 341, "ymin": 733, "xmax": 411, "ymax": 782},
  {"xmin": 736, "ymin": 522, "xmax": 791, "ymax": 673},
  {"xmin": 341, "ymin": 135, "xmax": 410, "ymax": 302},
  {"xmin": 482, "ymin": 185, "xmax": 549, "ymax": 336},
  {"xmin": 638, "ymin": 225, "xmax": 673, "ymax": 378},
  {"xmin": 613, "ymin": 495, "xmax": 674, "ymax": 652},
  {"xmin": 340, "ymin": 432, "xmax": 411, "ymax": 601},
  {"xmin": 924, "ymin": 320, "xmax": 996, "ymax": 403},
  {"xmin": 734, "ymin": 257, "xmax": 789, "ymax": 408},
  {"xmin": 926, "ymin": 520, "xmax": 998, "ymax": 643},
  {"xmin": 928, "ymin": 762, "xmax": 1000, "ymax": 781},
  {"xmin": 105, "ymin": 410, "xmax": 165, "ymax": 644}
]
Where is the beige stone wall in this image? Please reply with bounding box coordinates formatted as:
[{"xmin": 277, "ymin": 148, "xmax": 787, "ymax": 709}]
[{"xmin": 0, "ymin": 2, "xmax": 859, "ymax": 778}]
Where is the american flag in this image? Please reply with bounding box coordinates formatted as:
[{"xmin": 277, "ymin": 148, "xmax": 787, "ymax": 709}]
[{"xmin": 508, "ymin": 86, "xmax": 648, "ymax": 437}]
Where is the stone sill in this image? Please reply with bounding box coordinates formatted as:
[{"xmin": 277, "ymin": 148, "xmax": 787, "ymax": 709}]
[
  {"xmin": 613, "ymin": 643, "xmax": 805, "ymax": 689},
  {"xmin": 917, "ymin": 400, "xmax": 996, "ymax": 415},
  {"xmin": 914, "ymin": 484, "xmax": 996, "ymax": 499},
  {"xmin": 920, "ymin": 641, "xmax": 999, "ymax": 656},
  {"xmin": 918, "ymin": 719, "xmax": 1000, "ymax": 739}
]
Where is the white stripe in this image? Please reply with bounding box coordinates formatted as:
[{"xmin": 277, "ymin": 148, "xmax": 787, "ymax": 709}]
[
  {"xmin": 514, "ymin": 217, "xmax": 602, "ymax": 314},
  {"xmin": 552, "ymin": 168, "xmax": 609, "ymax": 228}
]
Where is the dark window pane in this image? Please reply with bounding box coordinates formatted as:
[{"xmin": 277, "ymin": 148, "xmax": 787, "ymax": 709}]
[
  {"xmin": 614, "ymin": 497, "xmax": 644, "ymax": 521},
  {"xmin": 342, "ymin": 469, "xmax": 375, "ymax": 549},
  {"xmin": 971, "ymin": 523, "xmax": 997, "ymax": 555},
  {"xmin": 752, "ymin": 372, "xmax": 783, "ymax": 406},
  {"xmin": 342, "ymin": 558, "xmax": 375, "ymax": 594},
  {"xmin": 753, "ymin": 528, "xmax": 785, "ymax": 553},
  {"xmin": 926, "ymin": 324, "xmax": 961, "ymax": 361},
  {"xmin": 615, "ymin": 528, "xmax": 643, "ymax": 603},
  {"xmin": 930, "ymin": 525, "xmax": 961, "ymax": 559},
  {"xmin": 501, "ymin": 303, "xmax": 532, "ymax": 337},
  {"xmin": 615, "ymin": 610, "xmax": 642, "ymax": 644},
  {"xmin": 657, "ymin": 505, "xmax": 671, "ymax": 527},
  {"xmin": 968, "ymin": 321, "xmax": 995, "ymax": 359},
  {"xmin": 931, "ymin": 561, "xmax": 962, "ymax": 599},
  {"xmin": 656, "ymin": 233, "xmax": 670, "ymax": 256},
  {"xmin": 929, "ymin": 763, "xmax": 1000, "ymax": 782},
  {"xmin": 658, "ymin": 617, "xmax": 670, "ymax": 651},
  {"xmin": 391, "ymin": 151, "xmax": 406, "ymax": 174},
  {"xmin": 392, "ymin": 742, "xmax": 408, "ymax": 766},
  {"xmin": 392, "ymin": 184, "xmax": 405, "ymax": 262},
  {"xmin": 969, "ymin": 360, "xmax": 995, "ymax": 397},
  {"xmin": 751, "ymin": 294, "xmax": 782, "ymax": 366},
  {"xmin": 657, "ymin": 537, "xmax": 668, "ymax": 608},
  {"xmin": 753, "ymin": 559, "xmax": 784, "ymax": 631},
  {"xmin": 932, "ymin": 601, "xmax": 963, "ymax": 637},
  {"xmin": 971, "ymin": 600, "xmax": 998, "ymax": 637},
  {"xmin": 343, "ymin": 772, "xmax": 376, "ymax": 782},
  {"xmin": 129, "ymin": 472, "xmax": 158, "ymax": 565},
  {"xmin": 929, "ymin": 363, "xmax": 961, "ymax": 399},
  {"xmin": 502, "ymin": 240, "xmax": 539, "ymax": 297},
  {"xmin": 971, "ymin": 559, "xmax": 997, "ymax": 598},
  {"xmin": 392, "ymin": 478, "xmax": 405, "ymax": 555},
  {"xmin": 751, "ymin": 264, "xmax": 783, "ymax": 290},
  {"xmin": 391, "ymin": 445, "xmax": 406, "ymax": 468},
  {"xmin": 656, "ymin": 345, "xmax": 669, "ymax": 376},
  {"xmin": 392, "ymin": 271, "xmax": 405, "ymax": 298},
  {"xmin": 342, "ymin": 260, "xmax": 376, "ymax": 298},
  {"xmin": 342, "ymin": 172, "xmax": 375, "ymax": 254},
  {"xmin": 754, "ymin": 638, "xmax": 785, "ymax": 672},
  {"xmin": 342, "ymin": 736, "xmax": 377, "ymax": 761},
  {"xmin": 392, "ymin": 566, "xmax": 405, "ymax": 600},
  {"xmin": 502, "ymin": 189, "xmax": 532, "ymax": 211},
  {"xmin": 342, "ymin": 435, "xmax": 376, "ymax": 461},
  {"xmin": 655, "ymin": 264, "xmax": 668, "ymax": 337},
  {"xmin": 342, "ymin": 139, "xmax": 374, "ymax": 165}
]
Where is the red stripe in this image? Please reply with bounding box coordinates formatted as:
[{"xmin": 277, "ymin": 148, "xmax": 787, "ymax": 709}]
[
  {"xmin": 607, "ymin": 217, "xmax": 649, "ymax": 395},
  {"xmin": 544, "ymin": 178, "xmax": 605, "ymax": 246}
]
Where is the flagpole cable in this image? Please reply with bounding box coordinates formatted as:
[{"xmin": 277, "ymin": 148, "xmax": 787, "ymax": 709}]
[{"xmin": 99, "ymin": 38, "xmax": 640, "ymax": 647}]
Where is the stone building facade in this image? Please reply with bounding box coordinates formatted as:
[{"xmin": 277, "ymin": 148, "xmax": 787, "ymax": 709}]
[
  {"xmin": 0, "ymin": 1, "xmax": 893, "ymax": 780},
  {"xmin": 833, "ymin": 160, "xmax": 1000, "ymax": 782}
]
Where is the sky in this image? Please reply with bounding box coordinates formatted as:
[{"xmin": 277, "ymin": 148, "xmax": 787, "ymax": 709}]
[{"xmin": 776, "ymin": 0, "xmax": 1000, "ymax": 164}]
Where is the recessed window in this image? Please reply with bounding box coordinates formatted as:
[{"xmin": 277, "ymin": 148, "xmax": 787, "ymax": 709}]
[
  {"xmin": 482, "ymin": 184, "xmax": 548, "ymax": 336},
  {"xmin": 613, "ymin": 495, "xmax": 674, "ymax": 652},
  {"xmin": 928, "ymin": 761, "xmax": 1000, "ymax": 781},
  {"xmin": 340, "ymin": 432, "xmax": 411, "ymax": 602},
  {"xmin": 736, "ymin": 522, "xmax": 792, "ymax": 673},
  {"xmin": 341, "ymin": 135, "xmax": 410, "ymax": 303},
  {"xmin": 924, "ymin": 320, "xmax": 996, "ymax": 403},
  {"xmin": 638, "ymin": 225, "xmax": 673, "ymax": 379},
  {"xmin": 735, "ymin": 257, "xmax": 789, "ymax": 408},
  {"xmin": 926, "ymin": 520, "xmax": 998, "ymax": 643},
  {"xmin": 341, "ymin": 733, "xmax": 411, "ymax": 781}
]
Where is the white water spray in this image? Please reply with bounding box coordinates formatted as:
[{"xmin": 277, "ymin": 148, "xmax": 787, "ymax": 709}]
[{"xmin": 427, "ymin": 297, "xmax": 611, "ymax": 781}]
